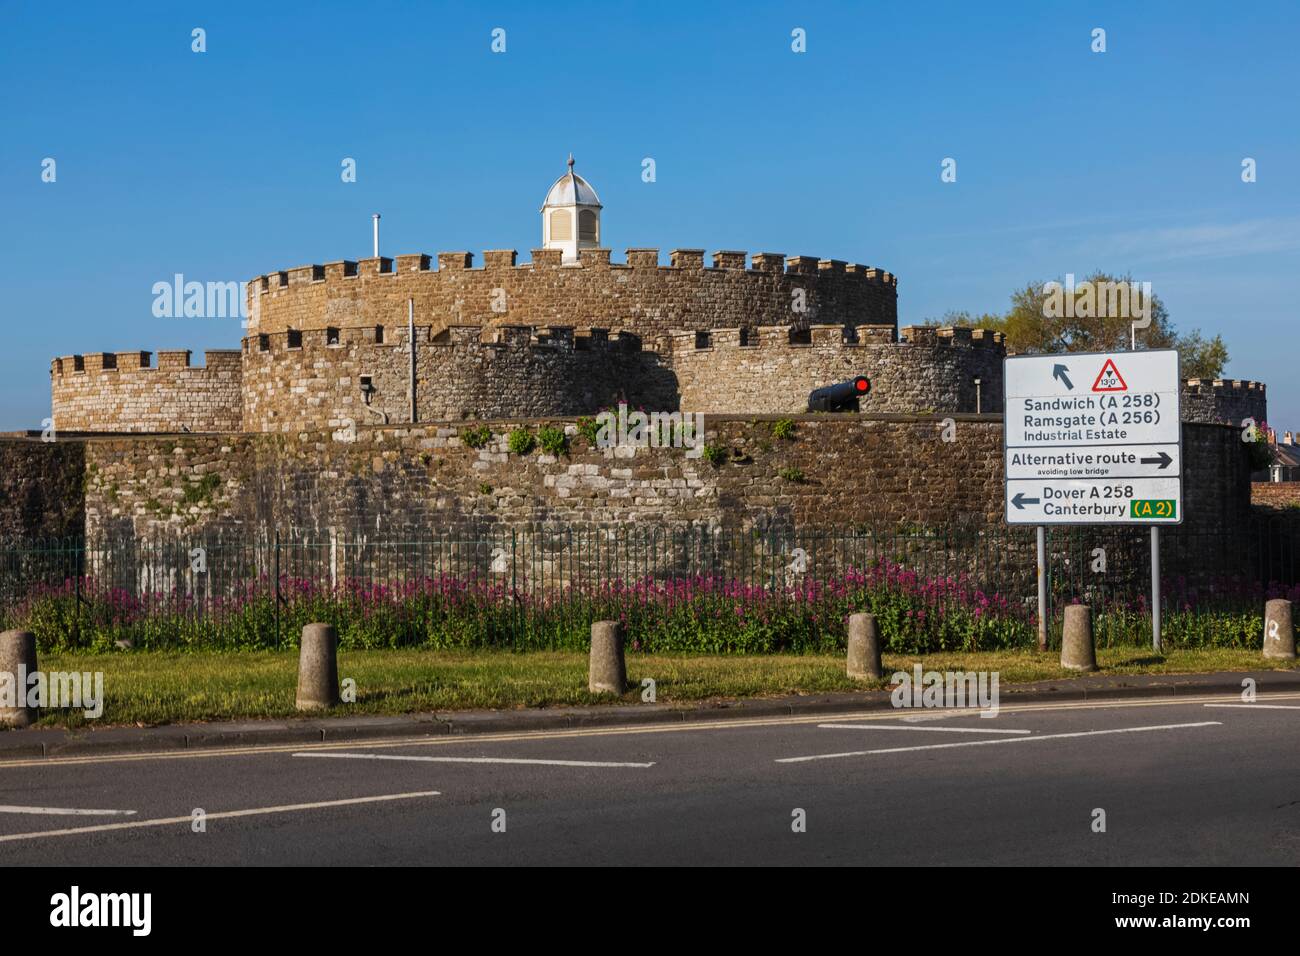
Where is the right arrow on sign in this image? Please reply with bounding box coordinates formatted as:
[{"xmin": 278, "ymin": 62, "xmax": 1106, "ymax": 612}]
[
  {"xmin": 1140, "ymin": 451, "xmax": 1173, "ymax": 469},
  {"xmin": 1011, "ymin": 492, "xmax": 1041, "ymax": 509},
  {"xmin": 1052, "ymin": 364, "xmax": 1073, "ymax": 390}
]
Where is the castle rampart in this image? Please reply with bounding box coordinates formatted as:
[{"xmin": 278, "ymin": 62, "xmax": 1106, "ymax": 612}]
[
  {"xmin": 1180, "ymin": 379, "xmax": 1267, "ymax": 428},
  {"xmin": 671, "ymin": 324, "xmax": 1006, "ymax": 415},
  {"xmin": 50, "ymin": 349, "xmax": 242, "ymax": 433},
  {"xmin": 245, "ymin": 248, "xmax": 899, "ymax": 340},
  {"xmin": 240, "ymin": 323, "xmax": 675, "ymax": 432}
]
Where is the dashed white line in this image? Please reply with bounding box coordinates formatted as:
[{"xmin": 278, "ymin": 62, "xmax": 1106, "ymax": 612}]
[
  {"xmin": 0, "ymin": 790, "xmax": 440, "ymax": 844},
  {"xmin": 817, "ymin": 723, "xmax": 1031, "ymax": 735},
  {"xmin": 293, "ymin": 752, "xmax": 654, "ymax": 768},
  {"xmin": 0, "ymin": 805, "xmax": 137, "ymax": 817},
  {"xmin": 776, "ymin": 721, "xmax": 1222, "ymax": 763}
]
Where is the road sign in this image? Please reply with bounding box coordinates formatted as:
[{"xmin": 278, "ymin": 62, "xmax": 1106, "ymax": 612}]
[{"xmin": 1003, "ymin": 349, "xmax": 1182, "ymax": 525}]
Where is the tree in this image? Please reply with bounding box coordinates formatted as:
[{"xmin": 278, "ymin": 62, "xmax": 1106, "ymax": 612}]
[{"xmin": 924, "ymin": 272, "xmax": 1228, "ymax": 378}]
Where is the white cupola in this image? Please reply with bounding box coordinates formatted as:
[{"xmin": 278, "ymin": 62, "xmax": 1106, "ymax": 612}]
[{"xmin": 541, "ymin": 155, "xmax": 602, "ymax": 263}]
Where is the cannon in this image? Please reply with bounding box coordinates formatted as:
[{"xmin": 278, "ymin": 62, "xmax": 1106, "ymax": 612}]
[{"xmin": 807, "ymin": 376, "xmax": 870, "ymax": 412}]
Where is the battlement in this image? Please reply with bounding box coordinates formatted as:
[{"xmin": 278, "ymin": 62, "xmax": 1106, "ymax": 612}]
[
  {"xmin": 50, "ymin": 349, "xmax": 243, "ymax": 433},
  {"xmin": 51, "ymin": 349, "xmax": 242, "ymax": 378},
  {"xmin": 242, "ymin": 324, "xmax": 644, "ymax": 353},
  {"xmin": 1180, "ymin": 378, "xmax": 1268, "ymax": 427},
  {"xmin": 672, "ymin": 325, "xmax": 1006, "ymax": 416},
  {"xmin": 1184, "ymin": 379, "xmax": 1267, "ymax": 394},
  {"xmin": 671, "ymin": 324, "xmax": 1004, "ymax": 353},
  {"xmin": 248, "ymin": 249, "xmax": 899, "ymax": 285},
  {"xmin": 244, "ymin": 245, "xmax": 899, "ymax": 343}
]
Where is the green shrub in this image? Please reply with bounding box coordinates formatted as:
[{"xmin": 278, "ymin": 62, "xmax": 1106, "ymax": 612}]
[
  {"xmin": 507, "ymin": 428, "xmax": 535, "ymax": 455},
  {"xmin": 777, "ymin": 467, "xmax": 805, "ymax": 483},
  {"xmin": 771, "ymin": 419, "xmax": 796, "ymax": 440},
  {"xmin": 460, "ymin": 425, "xmax": 493, "ymax": 449},
  {"xmin": 537, "ymin": 425, "xmax": 567, "ymax": 456},
  {"xmin": 702, "ymin": 443, "xmax": 726, "ymax": 467},
  {"xmin": 576, "ymin": 416, "xmax": 601, "ymax": 445}
]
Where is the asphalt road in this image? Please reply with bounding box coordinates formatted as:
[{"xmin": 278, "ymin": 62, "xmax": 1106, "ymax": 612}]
[{"xmin": 2, "ymin": 692, "xmax": 1298, "ymax": 866}]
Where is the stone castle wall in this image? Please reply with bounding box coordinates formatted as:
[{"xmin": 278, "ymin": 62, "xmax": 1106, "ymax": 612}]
[
  {"xmin": 672, "ymin": 324, "xmax": 1006, "ymax": 415},
  {"xmin": 1180, "ymin": 379, "xmax": 1267, "ymax": 428},
  {"xmin": 0, "ymin": 418, "xmax": 1256, "ymax": 602},
  {"xmin": 51, "ymin": 417, "xmax": 1245, "ymax": 544},
  {"xmin": 50, "ymin": 350, "xmax": 243, "ymax": 433},
  {"xmin": 245, "ymin": 249, "xmax": 899, "ymax": 339},
  {"xmin": 242, "ymin": 324, "xmax": 676, "ymax": 432}
]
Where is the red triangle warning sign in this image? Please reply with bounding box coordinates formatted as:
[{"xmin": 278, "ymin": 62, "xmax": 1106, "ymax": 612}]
[{"xmin": 1092, "ymin": 358, "xmax": 1127, "ymax": 392}]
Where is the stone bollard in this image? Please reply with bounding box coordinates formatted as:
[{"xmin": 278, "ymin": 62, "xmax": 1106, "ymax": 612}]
[
  {"xmin": 1060, "ymin": 605, "xmax": 1097, "ymax": 672},
  {"xmin": 1263, "ymin": 599, "xmax": 1296, "ymax": 660},
  {"xmin": 588, "ymin": 620, "xmax": 627, "ymax": 694},
  {"xmin": 296, "ymin": 623, "xmax": 340, "ymax": 711},
  {"xmin": 846, "ymin": 612, "xmax": 882, "ymax": 680},
  {"xmin": 0, "ymin": 630, "xmax": 38, "ymax": 728}
]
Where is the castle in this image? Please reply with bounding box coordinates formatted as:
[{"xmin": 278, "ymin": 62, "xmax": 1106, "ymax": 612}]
[
  {"xmin": 50, "ymin": 159, "xmax": 1263, "ymax": 434},
  {"xmin": 3, "ymin": 160, "xmax": 1265, "ymax": 554}
]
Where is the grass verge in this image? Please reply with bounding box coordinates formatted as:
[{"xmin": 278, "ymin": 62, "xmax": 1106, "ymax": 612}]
[{"xmin": 17, "ymin": 646, "xmax": 1297, "ymax": 729}]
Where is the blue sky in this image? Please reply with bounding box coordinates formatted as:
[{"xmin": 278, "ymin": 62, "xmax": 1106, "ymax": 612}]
[{"xmin": 3, "ymin": 0, "xmax": 1297, "ymax": 430}]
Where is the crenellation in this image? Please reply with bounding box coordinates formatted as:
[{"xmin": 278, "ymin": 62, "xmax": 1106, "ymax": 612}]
[
  {"xmin": 116, "ymin": 350, "xmax": 151, "ymax": 370},
  {"xmin": 786, "ymin": 256, "xmax": 819, "ymax": 275},
  {"xmin": 530, "ymin": 248, "xmax": 563, "ymax": 268},
  {"xmin": 156, "ymin": 350, "xmax": 191, "ymax": 371},
  {"xmin": 809, "ymin": 324, "xmax": 843, "ymax": 346},
  {"xmin": 625, "ymin": 248, "xmax": 660, "ymax": 269},
  {"xmin": 712, "ymin": 251, "xmax": 747, "ymax": 270},
  {"xmin": 50, "ymin": 347, "xmax": 243, "ymax": 433},
  {"xmin": 438, "ymin": 252, "xmax": 473, "ymax": 271},
  {"xmin": 670, "ymin": 249, "xmax": 705, "ymax": 270},
  {"xmin": 483, "ymin": 249, "xmax": 518, "ymax": 269},
  {"xmin": 395, "ymin": 253, "xmax": 431, "ymax": 273},
  {"xmin": 1180, "ymin": 378, "xmax": 1268, "ymax": 426},
  {"xmin": 672, "ymin": 323, "xmax": 1007, "ymax": 415}
]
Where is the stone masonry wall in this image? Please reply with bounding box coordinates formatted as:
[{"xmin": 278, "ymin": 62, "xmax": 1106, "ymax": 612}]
[
  {"xmin": 0, "ymin": 439, "xmax": 85, "ymax": 542},
  {"xmin": 50, "ymin": 350, "xmax": 243, "ymax": 433},
  {"xmin": 1252, "ymin": 482, "xmax": 1300, "ymax": 510},
  {"xmin": 246, "ymin": 249, "xmax": 898, "ymax": 341},
  {"xmin": 75, "ymin": 418, "xmax": 1247, "ymax": 545},
  {"xmin": 1180, "ymin": 379, "xmax": 1267, "ymax": 427},
  {"xmin": 672, "ymin": 324, "xmax": 1005, "ymax": 415},
  {"xmin": 242, "ymin": 324, "xmax": 677, "ymax": 432}
]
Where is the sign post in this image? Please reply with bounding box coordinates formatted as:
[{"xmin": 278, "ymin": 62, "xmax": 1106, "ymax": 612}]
[{"xmin": 1003, "ymin": 349, "xmax": 1182, "ymax": 651}]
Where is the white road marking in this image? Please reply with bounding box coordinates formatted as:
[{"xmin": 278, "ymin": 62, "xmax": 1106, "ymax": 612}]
[
  {"xmin": 0, "ymin": 805, "xmax": 137, "ymax": 817},
  {"xmin": 293, "ymin": 752, "xmax": 654, "ymax": 768},
  {"xmin": 1205, "ymin": 704, "xmax": 1300, "ymax": 710},
  {"xmin": 776, "ymin": 721, "xmax": 1221, "ymax": 763},
  {"xmin": 3, "ymin": 692, "xmax": 1296, "ymax": 769},
  {"xmin": 817, "ymin": 723, "xmax": 1031, "ymax": 735},
  {"xmin": 0, "ymin": 790, "xmax": 439, "ymax": 844}
]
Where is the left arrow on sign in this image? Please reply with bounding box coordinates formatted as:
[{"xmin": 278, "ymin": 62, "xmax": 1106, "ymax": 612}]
[{"xmin": 1011, "ymin": 492, "xmax": 1041, "ymax": 509}]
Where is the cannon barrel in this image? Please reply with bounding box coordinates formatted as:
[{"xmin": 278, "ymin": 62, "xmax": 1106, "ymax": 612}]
[{"xmin": 808, "ymin": 376, "xmax": 870, "ymax": 412}]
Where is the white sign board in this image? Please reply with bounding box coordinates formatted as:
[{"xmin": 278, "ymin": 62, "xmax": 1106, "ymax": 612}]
[{"xmin": 1004, "ymin": 349, "xmax": 1182, "ymax": 525}]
